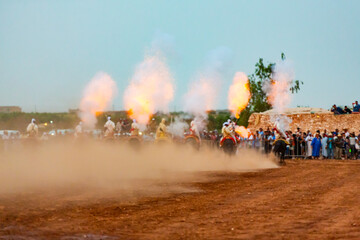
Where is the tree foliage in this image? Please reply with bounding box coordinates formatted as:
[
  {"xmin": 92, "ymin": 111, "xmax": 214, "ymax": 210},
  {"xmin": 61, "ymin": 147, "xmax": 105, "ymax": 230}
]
[{"xmin": 237, "ymin": 53, "xmax": 303, "ymax": 126}]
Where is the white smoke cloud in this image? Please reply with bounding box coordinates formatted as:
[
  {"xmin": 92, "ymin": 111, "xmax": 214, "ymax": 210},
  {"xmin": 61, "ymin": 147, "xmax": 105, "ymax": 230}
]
[
  {"xmin": 79, "ymin": 72, "xmax": 117, "ymax": 128},
  {"xmin": 183, "ymin": 47, "xmax": 232, "ymax": 131},
  {"xmin": 184, "ymin": 46, "xmax": 232, "ymax": 115},
  {"xmin": 167, "ymin": 117, "xmax": 189, "ymax": 138},
  {"xmin": 150, "ymin": 30, "xmax": 177, "ymax": 59},
  {"xmin": 262, "ymin": 60, "xmax": 295, "ymax": 136},
  {"xmin": 123, "ymin": 33, "xmax": 175, "ymax": 128}
]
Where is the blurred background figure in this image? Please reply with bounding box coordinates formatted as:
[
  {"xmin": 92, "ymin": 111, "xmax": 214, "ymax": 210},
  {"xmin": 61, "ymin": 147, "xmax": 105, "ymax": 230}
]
[
  {"xmin": 115, "ymin": 119, "xmax": 123, "ymax": 134},
  {"xmin": 26, "ymin": 119, "xmax": 38, "ymax": 138},
  {"xmin": 2, "ymin": 130, "xmax": 10, "ymax": 151},
  {"xmin": 130, "ymin": 119, "xmax": 139, "ymax": 136},
  {"xmin": 75, "ymin": 121, "xmax": 83, "ymax": 138},
  {"xmin": 104, "ymin": 116, "xmax": 115, "ymax": 138},
  {"xmin": 156, "ymin": 118, "xmax": 167, "ymax": 139},
  {"xmin": 40, "ymin": 132, "xmax": 49, "ymax": 141}
]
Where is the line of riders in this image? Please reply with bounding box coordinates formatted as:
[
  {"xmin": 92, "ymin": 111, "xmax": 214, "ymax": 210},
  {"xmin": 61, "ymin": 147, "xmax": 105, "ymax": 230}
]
[{"xmin": 25, "ymin": 117, "xmax": 288, "ymax": 164}]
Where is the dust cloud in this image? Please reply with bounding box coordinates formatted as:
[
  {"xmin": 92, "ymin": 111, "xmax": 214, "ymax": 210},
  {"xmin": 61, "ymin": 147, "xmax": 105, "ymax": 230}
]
[{"xmin": 0, "ymin": 142, "xmax": 277, "ymax": 200}]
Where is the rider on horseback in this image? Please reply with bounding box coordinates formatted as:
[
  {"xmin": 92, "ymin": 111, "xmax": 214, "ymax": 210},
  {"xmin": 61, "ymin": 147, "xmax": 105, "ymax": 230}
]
[
  {"xmin": 272, "ymin": 135, "xmax": 290, "ymax": 165},
  {"xmin": 156, "ymin": 118, "xmax": 167, "ymax": 140},
  {"xmin": 26, "ymin": 118, "xmax": 38, "ymax": 138},
  {"xmin": 219, "ymin": 120, "xmax": 237, "ymax": 147},
  {"xmin": 130, "ymin": 119, "xmax": 140, "ymax": 136},
  {"xmin": 189, "ymin": 120, "xmax": 201, "ymax": 140}
]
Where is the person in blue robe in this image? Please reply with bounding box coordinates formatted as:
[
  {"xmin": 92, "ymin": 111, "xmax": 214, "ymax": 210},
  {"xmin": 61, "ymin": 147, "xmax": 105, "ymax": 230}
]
[{"xmin": 311, "ymin": 134, "xmax": 322, "ymax": 159}]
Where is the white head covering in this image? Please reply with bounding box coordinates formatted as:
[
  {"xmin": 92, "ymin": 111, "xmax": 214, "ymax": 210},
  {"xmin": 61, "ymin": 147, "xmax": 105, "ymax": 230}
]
[
  {"xmin": 31, "ymin": 118, "xmax": 35, "ymax": 123},
  {"xmin": 107, "ymin": 116, "xmax": 111, "ymax": 121},
  {"xmin": 133, "ymin": 119, "xmax": 136, "ymax": 123}
]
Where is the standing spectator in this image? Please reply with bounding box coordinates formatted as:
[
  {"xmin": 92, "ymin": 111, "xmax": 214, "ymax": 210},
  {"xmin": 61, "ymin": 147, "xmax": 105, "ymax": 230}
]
[
  {"xmin": 316, "ymin": 130, "xmax": 322, "ymax": 139},
  {"xmin": 334, "ymin": 135, "xmax": 344, "ymax": 159},
  {"xmin": 74, "ymin": 121, "xmax": 83, "ymax": 138},
  {"xmin": 293, "ymin": 133, "xmax": 302, "ymax": 158},
  {"xmin": 344, "ymin": 137, "xmax": 351, "ymax": 159},
  {"xmin": 327, "ymin": 133, "xmax": 334, "ymax": 159},
  {"xmin": 258, "ymin": 128, "xmax": 265, "ymax": 152},
  {"xmin": 301, "ymin": 132, "xmax": 307, "ymax": 157},
  {"xmin": 344, "ymin": 129, "xmax": 350, "ymax": 138},
  {"xmin": 115, "ymin": 119, "xmax": 122, "ymax": 134},
  {"xmin": 311, "ymin": 134, "xmax": 322, "ymax": 159},
  {"xmin": 344, "ymin": 106, "xmax": 352, "ymax": 114},
  {"xmin": 305, "ymin": 133, "xmax": 313, "ymax": 159},
  {"xmin": 264, "ymin": 131, "xmax": 272, "ymax": 154},
  {"xmin": 289, "ymin": 134, "xmax": 295, "ymax": 158},
  {"xmin": 321, "ymin": 133, "xmax": 328, "ymax": 159},
  {"xmin": 259, "ymin": 128, "xmax": 264, "ymax": 138},
  {"xmin": 352, "ymin": 101, "xmax": 360, "ymax": 112},
  {"xmin": 2, "ymin": 130, "xmax": 10, "ymax": 151},
  {"xmin": 254, "ymin": 131, "xmax": 261, "ymax": 150},
  {"xmin": 349, "ymin": 133, "xmax": 357, "ymax": 160}
]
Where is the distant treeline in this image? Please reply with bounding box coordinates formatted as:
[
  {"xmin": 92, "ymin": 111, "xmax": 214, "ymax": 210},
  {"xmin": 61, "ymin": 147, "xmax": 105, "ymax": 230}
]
[{"xmin": 0, "ymin": 111, "xmax": 237, "ymax": 132}]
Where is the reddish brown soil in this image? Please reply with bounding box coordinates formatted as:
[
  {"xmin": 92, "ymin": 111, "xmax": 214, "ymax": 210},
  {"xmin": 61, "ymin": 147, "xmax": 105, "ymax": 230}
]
[{"xmin": 1, "ymin": 160, "xmax": 360, "ymax": 239}]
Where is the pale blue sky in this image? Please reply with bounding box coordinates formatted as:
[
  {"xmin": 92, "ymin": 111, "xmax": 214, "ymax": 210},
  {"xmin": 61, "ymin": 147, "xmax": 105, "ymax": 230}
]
[{"xmin": 1, "ymin": 0, "xmax": 359, "ymax": 112}]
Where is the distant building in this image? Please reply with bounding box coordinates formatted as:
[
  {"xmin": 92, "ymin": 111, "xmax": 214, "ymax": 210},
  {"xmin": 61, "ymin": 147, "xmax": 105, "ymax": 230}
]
[
  {"xmin": 0, "ymin": 106, "xmax": 22, "ymax": 113},
  {"xmin": 68, "ymin": 108, "xmax": 80, "ymax": 114}
]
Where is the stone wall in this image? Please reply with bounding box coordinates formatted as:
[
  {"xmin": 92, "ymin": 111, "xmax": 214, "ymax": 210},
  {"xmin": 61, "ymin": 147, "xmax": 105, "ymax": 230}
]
[{"xmin": 248, "ymin": 112, "xmax": 360, "ymax": 133}]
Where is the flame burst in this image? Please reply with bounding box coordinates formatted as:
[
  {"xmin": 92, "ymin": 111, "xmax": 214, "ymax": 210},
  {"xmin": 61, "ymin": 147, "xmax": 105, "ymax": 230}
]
[
  {"xmin": 235, "ymin": 125, "xmax": 250, "ymax": 138},
  {"xmin": 79, "ymin": 72, "xmax": 117, "ymax": 128},
  {"xmin": 123, "ymin": 54, "xmax": 174, "ymax": 125},
  {"xmin": 228, "ymin": 72, "xmax": 251, "ymax": 118}
]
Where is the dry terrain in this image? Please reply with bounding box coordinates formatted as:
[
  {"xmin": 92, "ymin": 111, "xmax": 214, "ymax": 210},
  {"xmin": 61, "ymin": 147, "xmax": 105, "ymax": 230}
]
[{"xmin": 1, "ymin": 159, "xmax": 360, "ymax": 239}]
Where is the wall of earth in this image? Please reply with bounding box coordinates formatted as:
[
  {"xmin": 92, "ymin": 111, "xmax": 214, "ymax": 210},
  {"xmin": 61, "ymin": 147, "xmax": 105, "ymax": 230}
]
[{"xmin": 248, "ymin": 112, "xmax": 360, "ymax": 133}]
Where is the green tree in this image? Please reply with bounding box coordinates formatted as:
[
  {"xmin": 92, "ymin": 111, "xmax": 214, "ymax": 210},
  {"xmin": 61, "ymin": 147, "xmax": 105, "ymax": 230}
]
[{"xmin": 237, "ymin": 53, "xmax": 303, "ymax": 126}]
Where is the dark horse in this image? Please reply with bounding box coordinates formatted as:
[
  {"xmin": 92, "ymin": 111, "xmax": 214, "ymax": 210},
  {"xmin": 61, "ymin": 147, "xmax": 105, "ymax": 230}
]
[
  {"xmin": 221, "ymin": 137, "xmax": 237, "ymax": 156},
  {"xmin": 272, "ymin": 138, "xmax": 289, "ymax": 166}
]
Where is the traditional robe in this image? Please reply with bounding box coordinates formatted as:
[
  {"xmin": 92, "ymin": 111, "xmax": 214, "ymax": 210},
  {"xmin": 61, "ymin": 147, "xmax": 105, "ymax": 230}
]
[
  {"xmin": 75, "ymin": 123, "xmax": 82, "ymax": 138},
  {"xmin": 321, "ymin": 137, "xmax": 328, "ymax": 157},
  {"xmin": 26, "ymin": 122, "xmax": 38, "ymax": 137},
  {"xmin": 311, "ymin": 137, "xmax": 322, "ymax": 157},
  {"xmin": 104, "ymin": 119, "xmax": 115, "ymax": 137},
  {"xmin": 156, "ymin": 119, "xmax": 167, "ymax": 139},
  {"xmin": 305, "ymin": 136, "xmax": 313, "ymax": 157},
  {"xmin": 130, "ymin": 122, "xmax": 139, "ymax": 136}
]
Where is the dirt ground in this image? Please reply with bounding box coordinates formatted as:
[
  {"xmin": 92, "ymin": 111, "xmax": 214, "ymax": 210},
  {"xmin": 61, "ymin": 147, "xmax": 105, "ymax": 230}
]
[{"xmin": 1, "ymin": 159, "xmax": 360, "ymax": 240}]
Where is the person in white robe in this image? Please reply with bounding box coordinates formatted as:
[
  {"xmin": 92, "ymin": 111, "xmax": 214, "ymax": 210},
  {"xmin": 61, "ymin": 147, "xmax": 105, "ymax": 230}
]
[
  {"xmin": 104, "ymin": 116, "xmax": 115, "ymax": 137},
  {"xmin": 26, "ymin": 118, "xmax": 38, "ymax": 137}
]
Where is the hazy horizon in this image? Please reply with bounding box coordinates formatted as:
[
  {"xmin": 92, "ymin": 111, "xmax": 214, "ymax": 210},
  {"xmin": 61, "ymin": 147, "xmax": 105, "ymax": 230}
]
[{"xmin": 1, "ymin": 0, "xmax": 360, "ymax": 112}]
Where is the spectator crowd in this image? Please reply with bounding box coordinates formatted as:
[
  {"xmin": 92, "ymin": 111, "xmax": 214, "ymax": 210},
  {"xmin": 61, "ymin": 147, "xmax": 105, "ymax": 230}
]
[
  {"xmin": 240, "ymin": 127, "xmax": 360, "ymax": 160},
  {"xmin": 331, "ymin": 100, "xmax": 360, "ymax": 115}
]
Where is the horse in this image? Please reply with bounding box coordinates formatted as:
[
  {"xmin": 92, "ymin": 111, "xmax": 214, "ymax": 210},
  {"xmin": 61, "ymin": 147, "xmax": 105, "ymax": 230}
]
[
  {"xmin": 272, "ymin": 138, "xmax": 288, "ymax": 166},
  {"xmin": 220, "ymin": 137, "xmax": 237, "ymax": 156}
]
